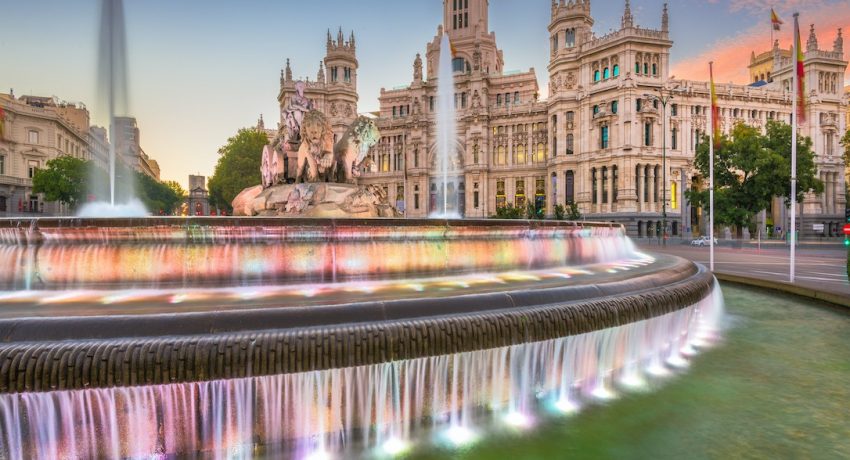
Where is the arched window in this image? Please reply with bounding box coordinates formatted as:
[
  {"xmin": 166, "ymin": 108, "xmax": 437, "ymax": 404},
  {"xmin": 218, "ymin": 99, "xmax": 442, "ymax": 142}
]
[
  {"xmin": 565, "ymin": 170, "xmax": 575, "ymax": 203},
  {"xmin": 535, "ymin": 143, "xmax": 546, "ymax": 163},
  {"xmin": 644, "ymin": 63, "xmax": 649, "ymax": 74},
  {"xmin": 566, "ymin": 134, "xmax": 574, "ymax": 155},
  {"xmin": 452, "ymin": 57, "xmax": 469, "ymax": 73},
  {"xmin": 652, "ymin": 63, "xmax": 657, "ymax": 75},
  {"xmin": 495, "ymin": 145, "xmax": 507, "ymax": 165},
  {"xmin": 600, "ymin": 125, "xmax": 609, "ymax": 149},
  {"xmin": 594, "ymin": 70, "xmax": 600, "ymax": 82},
  {"xmin": 565, "ymin": 29, "xmax": 575, "ymax": 48},
  {"xmin": 635, "ymin": 62, "xmax": 640, "ymax": 74},
  {"xmin": 613, "ymin": 64, "xmax": 620, "ymax": 77},
  {"xmin": 644, "ymin": 122, "xmax": 652, "ymax": 146},
  {"xmin": 591, "ymin": 168, "xmax": 598, "ymax": 204},
  {"xmin": 603, "ymin": 68, "xmax": 610, "ymax": 79},
  {"xmin": 593, "ymin": 105, "xmax": 600, "ymax": 115},
  {"xmin": 515, "ymin": 144, "xmax": 526, "ymax": 164},
  {"xmin": 611, "ymin": 101, "xmax": 618, "ymax": 114}
]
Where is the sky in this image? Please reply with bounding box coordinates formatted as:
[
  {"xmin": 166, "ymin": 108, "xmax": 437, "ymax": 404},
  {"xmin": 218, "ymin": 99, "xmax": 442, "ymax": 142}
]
[{"xmin": 1, "ymin": 0, "xmax": 848, "ymax": 188}]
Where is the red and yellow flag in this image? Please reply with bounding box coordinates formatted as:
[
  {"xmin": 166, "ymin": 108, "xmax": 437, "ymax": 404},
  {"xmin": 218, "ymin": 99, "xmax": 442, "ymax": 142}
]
[
  {"xmin": 709, "ymin": 62, "xmax": 720, "ymax": 146},
  {"xmin": 793, "ymin": 15, "xmax": 806, "ymax": 123},
  {"xmin": 770, "ymin": 9, "xmax": 783, "ymax": 31}
]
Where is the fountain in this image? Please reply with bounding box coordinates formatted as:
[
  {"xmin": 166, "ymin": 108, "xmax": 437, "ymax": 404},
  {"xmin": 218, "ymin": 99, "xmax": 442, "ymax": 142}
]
[
  {"xmin": 77, "ymin": 0, "xmax": 147, "ymax": 218},
  {"xmin": 0, "ymin": 6, "xmax": 725, "ymax": 459},
  {"xmin": 432, "ymin": 33, "xmax": 460, "ymax": 218}
]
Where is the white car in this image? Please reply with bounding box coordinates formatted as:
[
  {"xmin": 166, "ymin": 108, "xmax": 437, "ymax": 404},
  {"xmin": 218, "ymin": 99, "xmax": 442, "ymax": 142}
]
[{"xmin": 690, "ymin": 236, "xmax": 718, "ymax": 247}]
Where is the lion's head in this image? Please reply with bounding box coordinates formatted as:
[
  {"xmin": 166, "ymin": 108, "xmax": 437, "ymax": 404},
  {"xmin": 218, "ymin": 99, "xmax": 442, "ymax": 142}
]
[{"xmin": 301, "ymin": 110, "xmax": 333, "ymax": 149}]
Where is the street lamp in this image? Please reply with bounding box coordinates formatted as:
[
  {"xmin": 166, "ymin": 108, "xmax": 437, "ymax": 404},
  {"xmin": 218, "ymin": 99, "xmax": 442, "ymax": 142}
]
[{"xmin": 643, "ymin": 89, "xmax": 676, "ymax": 247}]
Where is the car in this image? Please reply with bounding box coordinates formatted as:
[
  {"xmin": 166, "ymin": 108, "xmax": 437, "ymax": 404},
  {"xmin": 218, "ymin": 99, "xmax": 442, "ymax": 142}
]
[{"xmin": 690, "ymin": 236, "xmax": 718, "ymax": 247}]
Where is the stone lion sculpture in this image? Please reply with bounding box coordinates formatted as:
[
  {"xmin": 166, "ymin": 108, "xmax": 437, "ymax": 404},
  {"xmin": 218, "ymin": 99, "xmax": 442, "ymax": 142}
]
[
  {"xmin": 332, "ymin": 116, "xmax": 380, "ymax": 183},
  {"xmin": 294, "ymin": 110, "xmax": 334, "ymax": 183}
]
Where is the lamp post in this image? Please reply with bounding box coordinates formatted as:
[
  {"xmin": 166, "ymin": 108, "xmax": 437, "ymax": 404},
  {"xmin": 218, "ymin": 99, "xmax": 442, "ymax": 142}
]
[{"xmin": 644, "ymin": 89, "xmax": 675, "ymax": 247}]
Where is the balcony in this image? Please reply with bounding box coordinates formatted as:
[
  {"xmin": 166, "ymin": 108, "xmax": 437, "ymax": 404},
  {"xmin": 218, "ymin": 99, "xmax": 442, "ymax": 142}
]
[{"xmin": 0, "ymin": 175, "xmax": 33, "ymax": 187}]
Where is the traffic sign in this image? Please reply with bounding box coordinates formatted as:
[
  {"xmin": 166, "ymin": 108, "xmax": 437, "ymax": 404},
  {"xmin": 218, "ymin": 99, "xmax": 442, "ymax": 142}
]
[{"xmin": 843, "ymin": 224, "xmax": 850, "ymax": 236}]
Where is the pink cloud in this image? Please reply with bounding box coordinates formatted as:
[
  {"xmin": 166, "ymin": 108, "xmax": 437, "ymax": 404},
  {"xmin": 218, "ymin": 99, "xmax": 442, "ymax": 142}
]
[{"xmin": 671, "ymin": 3, "xmax": 849, "ymax": 85}]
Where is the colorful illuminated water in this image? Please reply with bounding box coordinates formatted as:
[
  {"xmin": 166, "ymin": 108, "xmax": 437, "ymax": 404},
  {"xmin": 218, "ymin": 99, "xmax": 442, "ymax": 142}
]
[
  {"xmin": 0, "ymin": 286, "xmax": 723, "ymax": 459},
  {"xmin": 408, "ymin": 284, "xmax": 850, "ymax": 459}
]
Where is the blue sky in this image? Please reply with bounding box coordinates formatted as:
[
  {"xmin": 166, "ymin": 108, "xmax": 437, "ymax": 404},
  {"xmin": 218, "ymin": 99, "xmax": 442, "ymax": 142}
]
[{"xmin": 1, "ymin": 0, "xmax": 847, "ymax": 186}]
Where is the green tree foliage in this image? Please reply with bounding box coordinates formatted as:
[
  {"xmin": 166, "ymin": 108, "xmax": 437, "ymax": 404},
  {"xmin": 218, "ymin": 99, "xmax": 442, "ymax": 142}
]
[
  {"xmin": 135, "ymin": 172, "xmax": 183, "ymax": 215},
  {"xmin": 208, "ymin": 128, "xmax": 266, "ymax": 211},
  {"xmin": 840, "ymin": 128, "xmax": 850, "ymax": 165},
  {"xmin": 492, "ymin": 204, "xmax": 525, "ymax": 219},
  {"xmin": 552, "ymin": 204, "xmax": 566, "ymax": 220},
  {"xmin": 565, "ymin": 201, "xmax": 582, "ymax": 220},
  {"xmin": 163, "ymin": 180, "xmax": 187, "ymax": 200},
  {"xmin": 686, "ymin": 120, "xmax": 823, "ymax": 237},
  {"xmin": 32, "ymin": 155, "xmax": 89, "ymax": 209}
]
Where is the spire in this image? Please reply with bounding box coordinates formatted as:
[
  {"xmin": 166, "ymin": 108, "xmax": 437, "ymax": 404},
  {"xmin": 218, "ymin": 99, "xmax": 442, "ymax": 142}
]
[
  {"xmin": 834, "ymin": 28, "xmax": 843, "ymax": 55},
  {"xmin": 326, "ymin": 29, "xmax": 332, "ymax": 50},
  {"xmin": 349, "ymin": 30, "xmax": 355, "ymax": 48},
  {"xmin": 661, "ymin": 3, "xmax": 669, "ymax": 32},
  {"xmin": 317, "ymin": 61, "xmax": 325, "ymax": 84},
  {"xmin": 621, "ymin": 0, "xmax": 633, "ymax": 29},
  {"xmin": 285, "ymin": 58, "xmax": 292, "ymax": 81},
  {"xmin": 337, "ymin": 27, "xmax": 344, "ymax": 46},
  {"xmin": 806, "ymin": 24, "xmax": 818, "ymax": 51},
  {"xmin": 257, "ymin": 114, "xmax": 264, "ymax": 131}
]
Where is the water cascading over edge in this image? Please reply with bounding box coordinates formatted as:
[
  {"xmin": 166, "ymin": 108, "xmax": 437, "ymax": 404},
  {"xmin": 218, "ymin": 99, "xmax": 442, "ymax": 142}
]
[{"xmin": 431, "ymin": 33, "xmax": 460, "ymax": 218}]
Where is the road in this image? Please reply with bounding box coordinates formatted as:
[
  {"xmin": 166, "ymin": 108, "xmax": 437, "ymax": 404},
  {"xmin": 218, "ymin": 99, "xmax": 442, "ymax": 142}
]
[{"xmin": 641, "ymin": 243, "xmax": 850, "ymax": 298}]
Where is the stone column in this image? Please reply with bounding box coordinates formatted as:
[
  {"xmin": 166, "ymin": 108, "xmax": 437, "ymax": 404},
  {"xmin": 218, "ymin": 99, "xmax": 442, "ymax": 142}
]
[
  {"xmin": 648, "ymin": 165, "xmax": 656, "ymax": 213},
  {"xmin": 596, "ymin": 168, "xmax": 603, "ymax": 213},
  {"xmin": 637, "ymin": 164, "xmax": 645, "ymax": 213},
  {"xmin": 829, "ymin": 172, "xmax": 835, "ymax": 214},
  {"xmin": 608, "ymin": 165, "xmax": 615, "ymax": 213}
]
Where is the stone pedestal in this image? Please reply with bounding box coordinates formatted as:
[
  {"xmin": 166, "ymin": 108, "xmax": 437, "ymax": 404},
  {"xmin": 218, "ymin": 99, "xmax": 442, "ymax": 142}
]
[{"xmin": 232, "ymin": 183, "xmax": 400, "ymax": 218}]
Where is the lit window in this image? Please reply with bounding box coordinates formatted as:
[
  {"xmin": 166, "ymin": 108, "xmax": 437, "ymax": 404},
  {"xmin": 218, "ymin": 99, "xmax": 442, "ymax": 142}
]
[
  {"xmin": 515, "ymin": 144, "xmax": 526, "ymax": 164},
  {"xmin": 671, "ymin": 181, "xmax": 678, "ymax": 210},
  {"xmin": 535, "ymin": 143, "xmax": 546, "ymax": 163},
  {"xmin": 515, "ymin": 179, "xmax": 526, "ymax": 208},
  {"xmin": 496, "ymin": 180, "xmax": 506, "ymax": 208}
]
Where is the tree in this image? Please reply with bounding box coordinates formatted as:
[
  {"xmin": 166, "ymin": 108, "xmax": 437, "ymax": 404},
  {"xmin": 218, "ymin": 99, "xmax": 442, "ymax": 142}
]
[
  {"xmin": 208, "ymin": 128, "xmax": 266, "ymax": 211},
  {"xmin": 565, "ymin": 201, "xmax": 582, "ymax": 220},
  {"xmin": 552, "ymin": 204, "xmax": 566, "ymax": 220},
  {"xmin": 32, "ymin": 155, "xmax": 89, "ymax": 210},
  {"xmin": 492, "ymin": 204, "xmax": 524, "ymax": 219},
  {"xmin": 686, "ymin": 120, "xmax": 823, "ymax": 238},
  {"xmin": 840, "ymin": 128, "xmax": 850, "ymax": 165},
  {"xmin": 135, "ymin": 172, "xmax": 183, "ymax": 214},
  {"xmin": 163, "ymin": 180, "xmax": 187, "ymax": 200}
]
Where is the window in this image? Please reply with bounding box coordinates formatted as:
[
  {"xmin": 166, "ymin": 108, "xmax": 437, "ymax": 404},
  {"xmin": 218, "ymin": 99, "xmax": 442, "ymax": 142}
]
[
  {"xmin": 613, "ymin": 64, "xmax": 620, "ymax": 77},
  {"xmin": 566, "ymin": 134, "xmax": 574, "ymax": 155},
  {"xmin": 504, "ymin": 93, "xmax": 510, "ymax": 106},
  {"xmin": 644, "ymin": 63, "xmax": 649, "ymax": 74},
  {"xmin": 515, "ymin": 144, "xmax": 526, "ymax": 164},
  {"xmin": 671, "ymin": 128, "xmax": 678, "ymax": 150},
  {"xmin": 496, "ymin": 94, "xmax": 502, "ymax": 106},
  {"xmin": 534, "ymin": 143, "xmax": 546, "ymax": 163},
  {"xmin": 652, "ymin": 63, "xmax": 657, "ymax": 75},
  {"xmin": 653, "ymin": 99, "xmax": 659, "ymax": 109},
  {"xmin": 553, "ymin": 35, "xmax": 559, "ymax": 53},
  {"xmin": 0, "ymin": 155, "xmax": 5, "ymax": 175},
  {"xmin": 566, "ymin": 111, "xmax": 574, "ymax": 127},
  {"xmin": 600, "ymin": 125, "xmax": 609, "ymax": 149},
  {"xmin": 635, "ymin": 62, "xmax": 640, "ymax": 74},
  {"xmin": 644, "ymin": 122, "xmax": 652, "ymax": 146},
  {"xmin": 344, "ymin": 67, "xmax": 351, "ymax": 82},
  {"xmin": 414, "ymin": 185, "xmax": 420, "ymax": 209},
  {"xmin": 602, "ymin": 167, "xmax": 608, "ymax": 204},
  {"xmin": 535, "ymin": 178, "xmax": 546, "ymax": 212},
  {"xmin": 591, "ymin": 168, "xmax": 597, "ymax": 204},
  {"xmin": 452, "ymin": 58, "xmax": 468, "ymax": 73},
  {"xmin": 593, "ymin": 105, "xmax": 600, "ymax": 115},
  {"xmin": 393, "ymin": 106, "xmax": 397, "ymax": 118},
  {"xmin": 565, "ymin": 29, "xmax": 575, "ymax": 48},
  {"xmin": 461, "ymin": 92, "xmax": 468, "ymax": 108},
  {"xmin": 671, "ymin": 104, "xmax": 678, "ymax": 116},
  {"xmin": 495, "ymin": 145, "xmax": 507, "ymax": 165},
  {"xmin": 331, "ymin": 67, "xmax": 339, "ymax": 82},
  {"xmin": 515, "ymin": 179, "xmax": 526, "ymax": 208},
  {"xmin": 496, "ymin": 180, "xmax": 506, "ymax": 208},
  {"xmin": 826, "ymin": 132, "xmax": 834, "ymax": 156},
  {"xmin": 565, "ymin": 171, "xmax": 575, "ymax": 203},
  {"xmin": 429, "ymin": 96, "xmax": 435, "ymax": 112},
  {"xmin": 594, "ymin": 70, "xmax": 600, "ymax": 82},
  {"xmin": 381, "ymin": 154, "xmax": 390, "ymax": 172},
  {"xmin": 603, "ymin": 68, "xmax": 610, "ymax": 79},
  {"xmin": 611, "ymin": 101, "xmax": 618, "ymax": 114},
  {"xmin": 514, "ymin": 92, "xmax": 520, "ymax": 104},
  {"xmin": 28, "ymin": 130, "xmax": 39, "ymax": 144},
  {"xmin": 636, "ymin": 98, "xmax": 642, "ymax": 112},
  {"xmin": 670, "ymin": 181, "xmax": 678, "ymax": 210},
  {"xmin": 28, "ymin": 160, "xmax": 39, "ymax": 179}
]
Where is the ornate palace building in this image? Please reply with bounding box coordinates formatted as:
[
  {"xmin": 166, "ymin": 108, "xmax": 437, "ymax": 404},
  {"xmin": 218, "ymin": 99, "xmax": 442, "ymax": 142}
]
[{"xmin": 277, "ymin": 0, "xmax": 848, "ymax": 237}]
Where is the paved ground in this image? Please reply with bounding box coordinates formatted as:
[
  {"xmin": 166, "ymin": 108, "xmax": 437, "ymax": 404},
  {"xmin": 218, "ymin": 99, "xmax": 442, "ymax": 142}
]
[
  {"xmin": 641, "ymin": 242, "xmax": 850, "ymax": 298},
  {"xmin": 640, "ymin": 243, "xmax": 850, "ymax": 297}
]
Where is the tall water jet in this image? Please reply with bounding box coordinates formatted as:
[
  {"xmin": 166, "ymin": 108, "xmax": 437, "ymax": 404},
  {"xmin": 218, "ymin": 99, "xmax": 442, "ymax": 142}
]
[
  {"xmin": 432, "ymin": 33, "xmax": 460, "ymax": 218},
  {"xmin": 79, "ymin": 0, "xmax": 147, "ymax": 217}
]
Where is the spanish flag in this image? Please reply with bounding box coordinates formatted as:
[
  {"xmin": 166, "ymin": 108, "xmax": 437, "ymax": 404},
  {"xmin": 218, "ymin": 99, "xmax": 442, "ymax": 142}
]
[
  {"xmin": 793, "ymin": 14, "xmax": 806, "ymax": 123},
  {"xmin": 709, "ymin": 62, "xmax": 720, "ymax": 146},
  {"xmin": 770, "ymin": 8, "xmax": 783, "ymax": 31}
]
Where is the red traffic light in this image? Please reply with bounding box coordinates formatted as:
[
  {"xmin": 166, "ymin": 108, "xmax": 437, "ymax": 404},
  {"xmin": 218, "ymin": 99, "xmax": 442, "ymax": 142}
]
[{"xmin": 844, "ymin": 223, "xmax": 850, "ymax": 236}]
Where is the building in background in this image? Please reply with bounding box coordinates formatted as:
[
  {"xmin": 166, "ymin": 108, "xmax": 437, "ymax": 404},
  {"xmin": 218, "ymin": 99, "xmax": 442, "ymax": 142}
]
[
  {"xmin": 0, "ymin": 92, "xmax": 91, "ymax": 215},
  {"xmin": 345, "ymin": 0, "xmax": 846, "ymax": 238},
  {"xmin": 187, "ymin": 174, "xmax": 210, "ymax": 216},
  {"xmin": 88, "ymin": 125, "xmax": 110, "ymax": 172},
  {"xmin": 113, "ymin": 116, "xmax": 161, "ymax": 181}
]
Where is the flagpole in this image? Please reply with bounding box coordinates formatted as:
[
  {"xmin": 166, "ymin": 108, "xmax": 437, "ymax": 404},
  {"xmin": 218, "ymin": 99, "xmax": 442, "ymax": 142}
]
[
  {"xmin": 709, "ymin": 62, "xmax": 715, "ymax": 272},
  {"xmin": 790, "ymin": 13, "xmax": 799, "ymax": 283}
]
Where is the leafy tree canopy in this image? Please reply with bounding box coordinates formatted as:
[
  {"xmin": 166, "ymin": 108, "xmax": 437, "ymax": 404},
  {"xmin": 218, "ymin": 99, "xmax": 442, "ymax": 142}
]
[
  {"xmin": 32, "ymin": 155, "xmax": 89, "ymax": 209},
  {"xmin": 686, "ymin": 120, "xmax": 823, "ymax": 236},
  {"xmin": 208, "ymin": 128, "xmax": 266, "ymax": 211}
]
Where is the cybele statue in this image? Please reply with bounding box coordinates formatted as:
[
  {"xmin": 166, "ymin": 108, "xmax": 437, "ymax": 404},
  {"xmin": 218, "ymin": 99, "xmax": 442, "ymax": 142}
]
[{"xmin": 233, "ymin": 82, "xmax": 397, "ymax": 218}]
